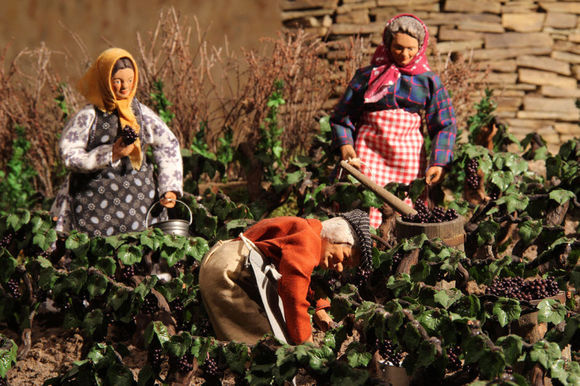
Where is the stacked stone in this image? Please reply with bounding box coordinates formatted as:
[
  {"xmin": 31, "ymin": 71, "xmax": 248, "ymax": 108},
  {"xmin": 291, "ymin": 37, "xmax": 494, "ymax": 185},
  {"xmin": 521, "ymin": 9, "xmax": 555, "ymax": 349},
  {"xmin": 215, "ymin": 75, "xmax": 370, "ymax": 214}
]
[{"xmin": 280, "ymin": 0, "xmax": 580, "ymax": 148}]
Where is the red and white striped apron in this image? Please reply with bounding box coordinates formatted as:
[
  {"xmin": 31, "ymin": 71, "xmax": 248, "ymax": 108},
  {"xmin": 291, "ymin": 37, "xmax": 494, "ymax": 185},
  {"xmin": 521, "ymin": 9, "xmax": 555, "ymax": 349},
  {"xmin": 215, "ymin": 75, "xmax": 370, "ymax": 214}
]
[{"xmin": 355, "ymin": 109, "xmax": 426, "ymax": 227}]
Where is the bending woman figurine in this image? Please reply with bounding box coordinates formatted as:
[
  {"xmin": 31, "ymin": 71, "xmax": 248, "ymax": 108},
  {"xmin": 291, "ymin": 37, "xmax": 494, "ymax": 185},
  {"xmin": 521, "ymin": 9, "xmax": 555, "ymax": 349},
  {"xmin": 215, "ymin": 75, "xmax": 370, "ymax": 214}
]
[
  {"xmin": 51, "ymin": 48, "xmax": 183, "ymax": 237},
  {"xmin": 331, "ymin": 14, "xmax": 457, "ymax": 227}
]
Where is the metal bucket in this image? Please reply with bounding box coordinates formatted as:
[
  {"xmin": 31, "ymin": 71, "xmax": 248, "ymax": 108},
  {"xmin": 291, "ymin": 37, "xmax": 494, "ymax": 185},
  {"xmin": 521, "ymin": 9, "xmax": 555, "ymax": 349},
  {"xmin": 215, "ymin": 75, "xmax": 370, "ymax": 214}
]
[{"xmin": 145, "ymin": 199, "xmax": 192, "ymax": 237}]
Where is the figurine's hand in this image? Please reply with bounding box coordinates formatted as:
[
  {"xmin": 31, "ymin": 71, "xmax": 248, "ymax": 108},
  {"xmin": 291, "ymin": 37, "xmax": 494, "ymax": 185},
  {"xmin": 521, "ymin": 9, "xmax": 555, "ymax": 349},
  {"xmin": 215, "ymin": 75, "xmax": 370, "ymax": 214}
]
[
  {"xmin": 426, "ymin": 166, "xmax": 445, "ymax": 186},
  {"xmin": 112, "ymin": 137, "xmax": 136, "ymax": 162},
  {"xmin": 340, "ymin": 144, "xmax": 361, "ymax": 169},
  {"xmin": 160, "ymin": 191, "xmax": 177, "ymax": 208},
  {"xmin": 313, "ymin": 309, "xmax": 338, "ymax": 331}
]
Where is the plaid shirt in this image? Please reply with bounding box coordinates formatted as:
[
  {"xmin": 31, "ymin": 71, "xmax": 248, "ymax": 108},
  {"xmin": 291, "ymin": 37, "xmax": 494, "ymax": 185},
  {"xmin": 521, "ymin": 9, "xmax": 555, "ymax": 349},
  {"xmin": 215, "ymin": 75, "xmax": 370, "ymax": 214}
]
[{"xmin": 331, "ymin": 65, "xmax": 457, "ymax": 167}]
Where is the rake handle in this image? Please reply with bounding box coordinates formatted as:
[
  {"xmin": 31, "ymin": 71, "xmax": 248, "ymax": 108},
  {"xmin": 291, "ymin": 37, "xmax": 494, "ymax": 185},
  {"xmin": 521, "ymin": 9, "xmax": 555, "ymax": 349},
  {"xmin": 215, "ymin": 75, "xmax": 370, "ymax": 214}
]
[{"xmin": 339, "ymin": 160, "xmax": 417, "ymax": 216}]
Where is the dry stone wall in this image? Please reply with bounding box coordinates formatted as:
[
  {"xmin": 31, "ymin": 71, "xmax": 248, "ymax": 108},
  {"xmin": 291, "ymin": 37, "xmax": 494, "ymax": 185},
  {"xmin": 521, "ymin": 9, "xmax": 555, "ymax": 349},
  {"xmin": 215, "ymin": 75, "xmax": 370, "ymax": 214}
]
[{"xmin": 280, "ymin": 0, "xmax": 580, "ymax": 148}]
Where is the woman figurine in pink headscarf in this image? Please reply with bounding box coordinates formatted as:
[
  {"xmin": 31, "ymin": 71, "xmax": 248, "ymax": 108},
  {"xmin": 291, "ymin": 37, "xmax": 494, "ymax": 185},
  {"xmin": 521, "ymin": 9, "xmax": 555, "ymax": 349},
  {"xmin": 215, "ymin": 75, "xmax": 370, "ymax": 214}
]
[{"xmin": 331, "ymin": 14, "xmax": 457, "ymax": 228}]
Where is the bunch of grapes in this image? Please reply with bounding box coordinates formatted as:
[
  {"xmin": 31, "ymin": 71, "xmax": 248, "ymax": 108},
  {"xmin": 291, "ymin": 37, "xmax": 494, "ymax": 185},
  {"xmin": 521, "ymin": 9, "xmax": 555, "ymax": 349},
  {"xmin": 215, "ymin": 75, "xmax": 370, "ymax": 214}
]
[
  {"xmin": 119, "ymin": 265, "xmax": 135, "ymax": 283},
  {"xmin": 401, "ymin": 200, "xmax": 458, "ymax": 224},
  {"xmin": 446, "ymin": 345, "xmax": 462, "ymax": 372},
  {"xmin": 485, "ymin": 276, "xmax": 559, "ymax": 301},
  {"xmin": 121, "ymin": 126, "xmax": 138, "ymax": 145},
  {"xmin": 175, "ymin": 353, "xmax": 194, "ymax": 374},
  {"xmin": 465, "ymin": 158, "xmax": 481, "ymax": 190},
  {"xmin": 0, "ymin": 232, "xmax": 14, "ymax": 249},
  {"xmin": 202, "ymin": 356, "xmax": 220, "ymax": 379},
  {"xmin": 376, "ymin": 338, "xmax": 404, "ymax": 365},
  {"xmin": 148, "ymin": 345, "xmax": 165, "ymax": 371},
  {"xmin": 5, "ymin": 278, "xmax": 21, "ymax": 299},
  {"xmin": 142, "ymin": 294, "xmax": 160, "ymax": 315}
]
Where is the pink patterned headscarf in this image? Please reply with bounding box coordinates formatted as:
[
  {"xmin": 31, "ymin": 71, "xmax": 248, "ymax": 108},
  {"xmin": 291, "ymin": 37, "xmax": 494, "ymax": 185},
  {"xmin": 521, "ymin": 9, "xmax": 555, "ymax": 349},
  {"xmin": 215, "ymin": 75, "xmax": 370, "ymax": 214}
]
[{"xmin": 364, "ymin": 14, "xmax": 431, "ymax": 104}]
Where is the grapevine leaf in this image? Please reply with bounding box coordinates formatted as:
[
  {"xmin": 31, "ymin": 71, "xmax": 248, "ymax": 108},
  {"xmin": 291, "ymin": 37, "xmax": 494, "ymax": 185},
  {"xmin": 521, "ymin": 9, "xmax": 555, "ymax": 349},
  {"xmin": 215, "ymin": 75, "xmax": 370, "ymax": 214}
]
[
  {"xmin": 464, "ymin": 334, "xmax": 487, "ymax": 364},
  {"xmin": 223, "ymin": 342, "xmax": 249, "ymax": 374},
  {"xmin": 329, "ymin": 361, "xmax": 369, "ymax": 386},
  {"xmin": 537, "ymin": 299, "xmax": 566, "ymax": 325},
  {"xmin": 518, "ymin": 220, "xmax": 542, "ymax": 244},
  {"xmin": 117, "ymin": 244, "xmax": 143, "ymax": 266},
  {"xmin": 66, "ymin": 231, "xmax": 91, "ymax": 259},
  {"xmin": 86, "ymin": 272, "xmax": 109, "ymax": 298},
  {"xmin": 550, "ymin": 360, "xmax": 580, "ymax": 386},
  {"xmin": 166, "ymin": 332, "xmax": 193, "ymax": 359},
  {"xmin": 529, "ymin": 341, "xmax": 561, "ymax": 369},
  {"xmin": 476, "ymin": 220, "xmax": 500, "ymax": 246},
  {"xmin": 497, "ymin": 335, "xmax": 523, "ymax": 365},
  {"xmin": 105, "ymin": 362, "xmax": 136, "ymax": 386},
  {"xmin": 478, "ymin": 349, "xmax": 506, "ymax": 380},
  {"xmin": 548, "ymin": 189, "xmax": 575, "ymax": 205},
  {"xmin": 146, "ymin": 321, "xmax": 171, "ymax": 347},
  {"xmin": 415, "ymin": 340, "xmax": 436, "ymax": 368},
  {"xmin": 434, "ymin": 288, "xmax": 462, "ymax": 309},
  {"xmin": 0, "ymin": 255, "xmax": 17, "ymax": 283},
  {"xmin": 492, "ymin": 298, "xmax": 521, "ymax": 327},
  {"xmin": 345, "ymin": 342, "xmax": 373, "ymax": 368},
  {"xmin": 95, "ymin": 256, "xmax": 116, "ymax": 277},
  {"xmin": 0, "ymin": 336, "xmax": 18, "ymax": 378},
  {"xmin": 82, "ymin": 309, "xmax": 104, "ymax": 337},
  {"xmin": 490, "ymin": 171, "xmax": 513, "ymax": 192}
]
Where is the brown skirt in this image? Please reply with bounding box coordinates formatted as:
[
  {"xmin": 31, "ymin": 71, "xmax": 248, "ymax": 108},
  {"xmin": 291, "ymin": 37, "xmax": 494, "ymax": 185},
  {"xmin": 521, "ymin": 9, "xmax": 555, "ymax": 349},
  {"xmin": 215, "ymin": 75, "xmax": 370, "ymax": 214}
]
[{"xmin": 198, "ymin": 239, "xmax": 272, "ymax": 344}]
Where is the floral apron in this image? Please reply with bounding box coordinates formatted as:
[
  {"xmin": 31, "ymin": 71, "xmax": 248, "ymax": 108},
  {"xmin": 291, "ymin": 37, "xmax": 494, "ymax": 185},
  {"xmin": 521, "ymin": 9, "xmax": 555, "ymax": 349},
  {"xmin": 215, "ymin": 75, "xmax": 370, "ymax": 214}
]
[
  {"xmin": 69, "ymin": 102, "xmax": 157, "ymax": 237},
  {"xmin": 355, "ymin": 108, "xmax": 426, "ymax": 227}
]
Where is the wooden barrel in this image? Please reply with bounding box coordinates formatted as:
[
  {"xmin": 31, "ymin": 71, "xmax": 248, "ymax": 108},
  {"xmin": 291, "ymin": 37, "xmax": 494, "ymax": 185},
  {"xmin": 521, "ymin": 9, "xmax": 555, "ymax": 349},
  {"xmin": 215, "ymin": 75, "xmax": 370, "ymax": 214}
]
[{"xmin": 395, "ymin": 215, "xmax": 466, "ymax": 251}]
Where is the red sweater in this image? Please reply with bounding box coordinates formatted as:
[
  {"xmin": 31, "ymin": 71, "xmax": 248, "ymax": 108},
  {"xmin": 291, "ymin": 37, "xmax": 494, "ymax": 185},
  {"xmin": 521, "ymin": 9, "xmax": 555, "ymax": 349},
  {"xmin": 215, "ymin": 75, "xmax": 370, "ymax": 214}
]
[{"xmin": 243, "ymin": 217, "xmax": 329, "ymax": 344}]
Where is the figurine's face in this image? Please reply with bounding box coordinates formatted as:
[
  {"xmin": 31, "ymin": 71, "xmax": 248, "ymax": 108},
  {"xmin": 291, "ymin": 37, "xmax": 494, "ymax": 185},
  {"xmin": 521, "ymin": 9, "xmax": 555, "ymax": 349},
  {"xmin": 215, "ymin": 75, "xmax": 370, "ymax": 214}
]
[
  {"xmin": 389, "ymin": 32, "xmax": 419, "ymax": 67},
  {"xmin": 110, "ymin": 68, "xmax": 135, "ymax": 100},
  {"xmin": 319, "ymin": 240, "xmax": 360, "ymax": 273}
]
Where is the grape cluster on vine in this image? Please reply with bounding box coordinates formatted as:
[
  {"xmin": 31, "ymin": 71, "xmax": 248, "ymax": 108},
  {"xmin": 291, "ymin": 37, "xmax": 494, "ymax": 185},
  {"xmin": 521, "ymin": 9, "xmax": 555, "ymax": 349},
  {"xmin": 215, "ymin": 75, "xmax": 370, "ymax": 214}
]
[
  {"xmin": 485, "ymin": 276, "xmax": 559, "ymax": 301},
  {"xmin": 202, "ymin": 357, "xmax": 220, "ymax": 379},
  {"xmin": 0, "ymin": 232, "xmax": 14, "ymax": 249},
  {"xmin": 148, "ymin": 346, "xmax": 165, "ymax": 370},
  {"xmin": 401, "ymin": 200, "xmax": 458, "ymax": 223},
  {"xmin": 119, "ymin": 265, "xmax": 135, "ymax": 283},
  {"xmin": 446, "ymin": 345, "xmax": 462, "ymax": 372},
  {"xmin": 142, "ymin": 294, "xmax": 160, "ymax": 315},
  {"xmin": 120, "ymin": 126, "xmax": 138, "ymax": 145},
  {"xmin": 465, "ymin": 158, "xmax": 481, "ymax": 190},
  {"xmin": 5, "ymin": 278, "xmax": 22, "ymax": 299},
  {"xmin": 178, "ymin": 354, "xmax": 194, "ymax": 373},
  {"xmin": 376, "ymin": 338, "xmax": 404, "ymax": 366}
]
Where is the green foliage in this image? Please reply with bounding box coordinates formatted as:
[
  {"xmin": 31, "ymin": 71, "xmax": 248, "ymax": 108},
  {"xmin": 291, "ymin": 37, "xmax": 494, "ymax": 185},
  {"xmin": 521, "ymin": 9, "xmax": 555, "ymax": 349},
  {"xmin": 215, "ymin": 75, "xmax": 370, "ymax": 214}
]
[
  {"xmin": 0, "ymin": 335, "xmax": 18, "ymax": 378},
  {"xmin": 256, "ymin": 79, "xmax": 286, "ymax": 181},
  {"xmin": 2, "ymin": 88, "xmax": 579, "ymax": 385},
  {"xmin": 0, "ymin": 126, "xmax": 39, "ymax": 216},
  {"xmin": 150, "ymin": 80, "xmax": 175, "ymax": 124}
]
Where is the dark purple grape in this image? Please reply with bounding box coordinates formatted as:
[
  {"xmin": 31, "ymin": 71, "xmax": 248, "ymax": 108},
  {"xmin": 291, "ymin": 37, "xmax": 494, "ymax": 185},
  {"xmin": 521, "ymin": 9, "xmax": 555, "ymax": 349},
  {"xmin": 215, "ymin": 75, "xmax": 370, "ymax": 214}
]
[
  {"xmin": 465, "ymin": 158, "xmax": 481, "ymax": 190},
  {"xmin": 119, "ymin": 265, "xmax": 135, "ymax": 283},
  {"xmin": 5, "ymin": 278, "xmax": 21, "ymax": 299},
  {"xmin": 202, "ymin": 357, "xmax": 220, "ymax": 378},
  {"xmin": 148, "ymin": 346, "xmax": 164, "ymax": 370},
  {"xmin": 121, "ymin": 126, "xmax": 138, "ymax": 145},
  {"xmin": 376, "ymin": 338, "xmax": 404, "ymax": 365},
  {"xmin": 0, "ymin": 233, "xmax": 14, "ymax": 249},
  {"xmin": 142, "ymin": 294, "xmax": 159, "ymax": 315},
  {"xmin": 446, "ymin": 346, "xmax": 462, "ymax": 372},
  {"xmin": 486, "ymin": 276, "xmax": 559, "ymax": 301},
  {"xmin": 177, "ymin": 353, "xmax": 194, "ymax": 373}
]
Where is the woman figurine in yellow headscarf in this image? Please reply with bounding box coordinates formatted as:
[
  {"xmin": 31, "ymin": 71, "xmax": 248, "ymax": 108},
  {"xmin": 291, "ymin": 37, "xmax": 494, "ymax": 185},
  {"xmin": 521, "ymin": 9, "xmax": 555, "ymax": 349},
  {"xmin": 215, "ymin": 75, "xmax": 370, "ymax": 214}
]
[{"xmin": 51, "ymin": 48, "xmax": 183, "ymax": 237}]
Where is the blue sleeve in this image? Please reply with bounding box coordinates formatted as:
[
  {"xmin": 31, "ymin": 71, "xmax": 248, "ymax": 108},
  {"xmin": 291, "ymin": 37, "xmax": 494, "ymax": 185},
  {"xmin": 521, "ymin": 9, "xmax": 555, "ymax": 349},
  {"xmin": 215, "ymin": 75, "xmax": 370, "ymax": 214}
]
[
  {"xmin": 330, "ymin": 68, "xmax": 370, "ymax": 148},
  {"xmin": 425, "ymin": 74, "xmax": 457, "ymax": 167}
]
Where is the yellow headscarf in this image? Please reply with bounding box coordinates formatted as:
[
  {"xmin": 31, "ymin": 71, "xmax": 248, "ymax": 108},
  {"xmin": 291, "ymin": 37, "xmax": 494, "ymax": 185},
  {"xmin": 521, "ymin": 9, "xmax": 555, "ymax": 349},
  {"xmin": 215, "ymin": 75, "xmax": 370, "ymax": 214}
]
[{"xmin": 77, "ymin": 48, "xmax": 142, "ymax": 170}]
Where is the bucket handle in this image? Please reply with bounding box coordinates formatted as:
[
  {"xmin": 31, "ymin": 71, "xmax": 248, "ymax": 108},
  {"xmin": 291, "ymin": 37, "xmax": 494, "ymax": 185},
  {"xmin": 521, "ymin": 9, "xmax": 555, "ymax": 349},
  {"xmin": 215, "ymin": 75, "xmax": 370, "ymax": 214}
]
[{"xmin": 145, "ymin": 199, "xmax": 193, "ymax": 229}]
